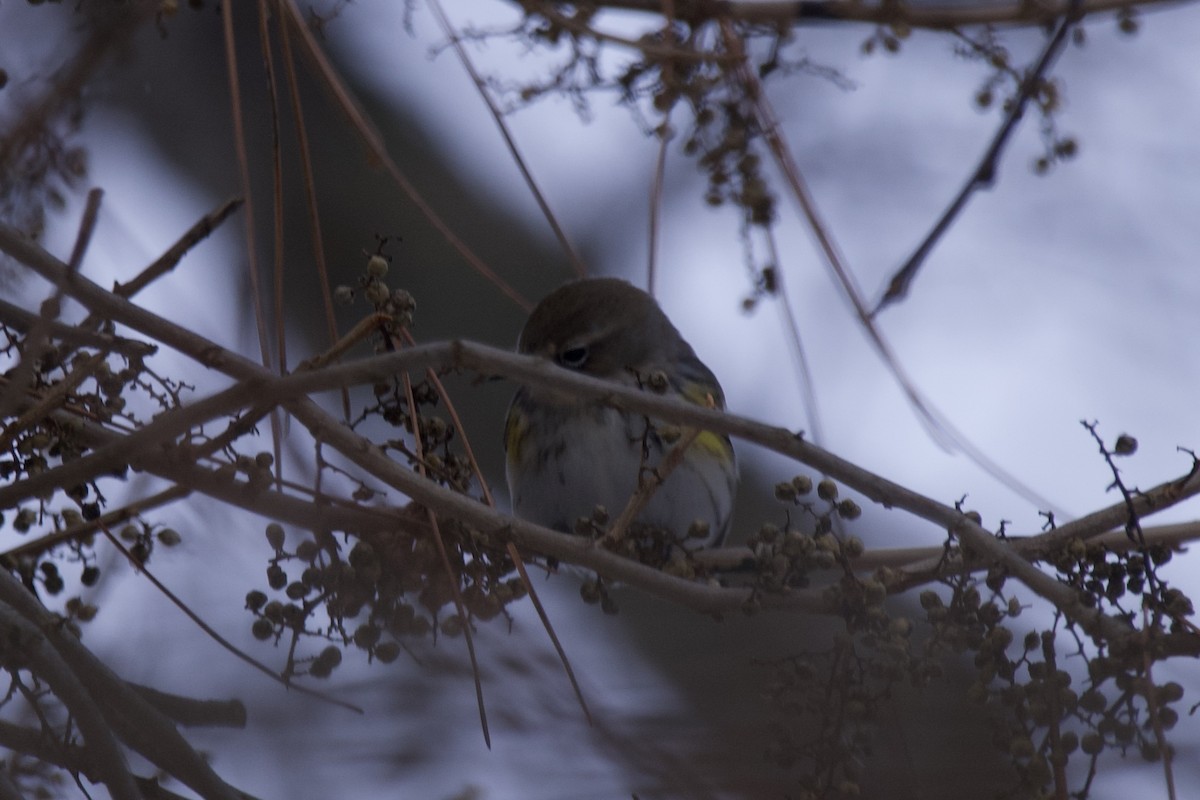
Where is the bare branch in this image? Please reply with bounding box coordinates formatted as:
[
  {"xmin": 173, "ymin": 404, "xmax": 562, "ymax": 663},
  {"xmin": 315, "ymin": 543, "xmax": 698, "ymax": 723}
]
[
  {"xmin": 0, "ymin": 296, "xmax": 156, "ymax": 359},
  {"xmin": 0, "ymin": 571, "xmax": 248, "ymax": 800},
  {"xmin": 580, "ymin": 0, "xmax": 1182, "ymax": 30},
  {"xmin": 277, "ymin": 0, "xmax": 534, "ymax": 311},
  {"xmin": 0, "ymin": 600, "xmax": 141, "ymax": 800},
  {"xmin": 65, "ymin": 188, "xmax": 103, "ymax": 272},
  {"xmin": 431, "ymin": 0, "xmax": 588, "ymax": 279},
  {"xmin": 0, "ymin": 718, "xmax": 97, "ymax": 784},
  {"xmin": 874, "ymin": 1, "xmax": 1082, "ymax": 312},
  {"xmin": 128, "ymin": 683, "xmax": 247, "ymax": 729},
  {"xmin": 110, "ymin": 196, "xmax": 243, "ymax": 301},
  {"xmin": 5, "ymin": 219, "xmax": 1200, "ymax": 649},
  {"xmin": 0, "ymin": 485, "xmax": 189, "ymax": 561}
]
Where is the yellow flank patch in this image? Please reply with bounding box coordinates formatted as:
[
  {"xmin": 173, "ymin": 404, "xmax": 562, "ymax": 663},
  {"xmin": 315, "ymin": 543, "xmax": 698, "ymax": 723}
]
[
  {"xmin": 691, "ymin": 430, "xmax": 733, "ymax": 460},
  {"xmin": 504, "ymin": 409, "xmax": 529, "ymax": 461},
  {"xmin": 673, "ymin": 382, "xmax": 729, "ymax": 460},
  {"xmin": 679, "ymin": 382, "xmax": 718, "ymax": 408}
]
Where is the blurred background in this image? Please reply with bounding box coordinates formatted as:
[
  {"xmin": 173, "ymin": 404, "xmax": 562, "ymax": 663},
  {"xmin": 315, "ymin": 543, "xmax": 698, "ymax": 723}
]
[{"xmin": 3, "ymin": 0, "xmax": 1200, "ymax": 797}]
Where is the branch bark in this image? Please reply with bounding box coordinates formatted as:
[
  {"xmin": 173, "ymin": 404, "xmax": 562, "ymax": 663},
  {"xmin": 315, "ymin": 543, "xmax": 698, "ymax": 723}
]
[
  {"xmin": 0, "ymin": 571, "xmax": 248, "ymax": 800},
  {"xmin": 576, "ymin": 0, "xmax": 1182, "ymax": 30},
  {"xmin": 3, "ymin": 221, "xmax": 1200, "ymax": 647}
]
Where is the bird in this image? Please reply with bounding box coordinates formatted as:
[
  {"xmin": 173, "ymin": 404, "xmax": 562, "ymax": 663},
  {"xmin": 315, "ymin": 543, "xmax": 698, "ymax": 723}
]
[{"xmin": 504, "ymin": 277, "xmax": 736, "ymax": 554}]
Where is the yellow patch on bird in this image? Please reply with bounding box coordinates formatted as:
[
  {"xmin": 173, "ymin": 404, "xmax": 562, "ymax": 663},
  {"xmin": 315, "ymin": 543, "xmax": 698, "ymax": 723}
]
[
  {"xmin": 679, "ymin": 382, "xmax": 719, "ymax": 408},
  {"xmin": 504, "ymin": 409, "xmax": 529, "ymax": 462},
  {"xmin": 691, "ymin": 430, "xmax": 734, "ymax": 460},
  {"xmin": 673, "ymin": 381, "xmax": 731, "ymax": 461}
]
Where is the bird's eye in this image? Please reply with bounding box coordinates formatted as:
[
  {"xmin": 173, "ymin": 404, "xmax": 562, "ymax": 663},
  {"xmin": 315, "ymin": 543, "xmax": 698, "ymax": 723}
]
[{"xmin": 557, "ymin": 346, "xmax": 589, "ymax": 369}]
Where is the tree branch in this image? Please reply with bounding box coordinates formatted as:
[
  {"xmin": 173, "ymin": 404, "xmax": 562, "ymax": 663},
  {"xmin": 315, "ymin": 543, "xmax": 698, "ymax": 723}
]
[
  {"xmin": 0, "ymin": 600, "xmax": 141, "ymax": 800},
  {"xmin": 127, "ymin": 683, "xmax": 247, "ymax": 729},
  {"xmin": 576, "ymin": 0, "xmax": 1180, "ymax": 30},
  {"xmin": 874, "ymin": 0, "xmax": 1082, "ymax": 312},
  {"xmin": 0, "ymin": 571, "xmax": 247, "ymax": 800},
  {"xmin": 4, "ymin": 220, "xmax": 1200, "ymax": 649}
]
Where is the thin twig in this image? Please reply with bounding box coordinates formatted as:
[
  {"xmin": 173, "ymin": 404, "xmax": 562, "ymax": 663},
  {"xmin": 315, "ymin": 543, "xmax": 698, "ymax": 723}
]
[
  {"xmin": 397, "ymin": 367, "xmax": 492, "ymax": 747},
  {"xmin": 716, "ymin": 22, "xmax": 905, "ymax": 428},
  {"xmin": 110, "ymin": 197, "xmax": 244, "ymax": 300},
  {"xmin": 874, "ymin": 3, "xmax": 1082, "ymax": 313},
  {"xmin": 258, "ymin": 0, "xmax": 291, "ymax": 385},
  {"xmin": 221, "ymin": 0, "xmax": 288, "ymax": 503},
  {"xmin": 221, "ymin": 0, "xmax": 275, "ymax": 375},
  {"xmin": 429, "ymin": 0, "xmax": 588, "ymax": 279},
  {"xmin": 763, "ymin": 226, "xmax": 824, "ymax": 445},
  {"xmin": 0, "ymin": 571, "xmax": 249, "ymax": 800},
  {"xmin": 0, "ymin": 485, "xmax": 188, "ymax": 561},
  {"xmin": 386, "ymin": 315, "xmax": 496, "ymax": 741},
  {"xmin": 589, "ymin": 0, "xmax": 1160, "ymax": 29},
  {"xmin": 0, "ymin": 349, "xmax": 108, "ymax": 452},
  {"xmin": 508, "ymin": 541, "xmax": 593, "ymax": 722},
  {"xmin": 66, "ymin": 188, "xmax": 104, "ymax": 271},
  {"xmin": 0, "ymin": 296, "xmax": 156, "ymax": 358},
  {"xmin": 278, "ymin": 12, "xmax": 348, "ymax": 419},
  {"xmin": 603, "ymin": 426, "xmax": 701, "ymax": 546},
  {"xmin": 1041, "ymin": 631, "xmax": 1070, "ymax": 799},
  {"xmin": 396, "ymin": 329, "xmax": 591, "ymax": 720},
  {"xmin": 645, "ymin": 0, "xmax": 677, "ymax": 296},
  {"xmin": 0, "ymin": 601, "xmax": 142, "ymax": 800},
  {"xmin": 277, "ymin": 0, "xmax": 533, "ymax": 311},
  {"xmin": 96, "ymin": 516, "xmax": 364, "ymax": 714},
  {"xmin": 1141, "ymin": 606, "xmax": 1178, "ymax": 800},
  {"xmin": 647, "ymin": 127, "xmax": 670, "ymax": 296},
  {"xmin": 719, "ymin": 20, "xmax": 1064, "ymax": 514},
  {"xmin": 261, "ymin": 0, "xmax": 289, "ymax": 492}
]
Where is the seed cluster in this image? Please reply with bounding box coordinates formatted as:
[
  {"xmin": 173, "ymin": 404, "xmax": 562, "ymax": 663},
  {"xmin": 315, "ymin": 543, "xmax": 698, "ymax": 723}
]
[
  {"xmin": 919, "ymin": 557, "xmax": 1188, "ymax": 799},
  {"xmin": 751, "ymin": 474, "xmax": 1195, "ymax": 799},
  {"xmin": 0, "ymin": 322, "xmax": 179, "ymax": 616},
  {"xmin": 949, "ymin": 27, "xmax": 1080, "ymax": 176},
  {"xmin": 746, "ymin": 475, "xmax": 863, "ymax": 598},
  {"xmin": 247, "ymin": 253, "xmax": 527, "ymax": 677},
  {"xmin": 246, "ymin": 516, "xmax": 526, "ymax": 680}
]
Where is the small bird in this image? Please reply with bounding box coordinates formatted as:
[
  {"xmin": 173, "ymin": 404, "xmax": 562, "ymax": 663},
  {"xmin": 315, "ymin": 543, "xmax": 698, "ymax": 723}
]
[{"xmin": 504, "ymin": 278, "xmax": 736, "ymax": 551}]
